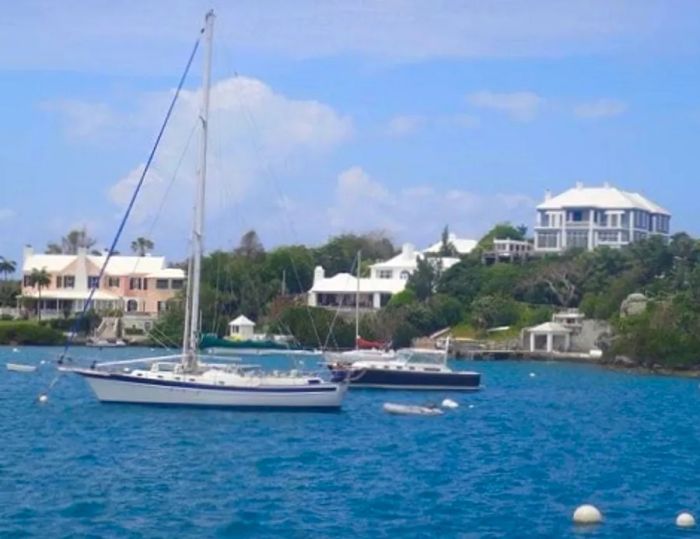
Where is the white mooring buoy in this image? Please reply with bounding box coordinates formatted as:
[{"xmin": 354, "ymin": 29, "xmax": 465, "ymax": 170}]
[
  {"xmin": 441, "ymin": 398, "xmax": 459, "ymax": 409},
  {"xmin": 12, "ymin": 347, "xmax": 19, "ymax": 353},
  {"xmin": 573, "ymin": 505, "xmax": 603, "ymax": 525},
  {"xmin": 676, "ymin": 512, "xmax": 696, "ymax": 528},
  {"xmin": 38, "ymin": 394, "xmax": 48, "ymax": 404},
  {"xmin": 529, "ymin": 372, "xmax": 536, "ymax": 378}
]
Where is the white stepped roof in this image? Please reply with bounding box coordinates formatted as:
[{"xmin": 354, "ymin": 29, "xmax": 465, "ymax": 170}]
[
  {"xmin": 423, "ymin": 233, "xmax": 477, "ymax": 255},
  {"xmin": 538, "ymin": 184, "xmax": 669, "ymax": 215},
  {"xmin": 528, "ymin": 322, "xmax": 571, "ymax": 334},
  {"xmin": 310, "ymin": 273, "xmax": 407, "ymax": 294},
  {"xmin": 229, "ymin": 315, "xmax": 255, "ymax": 326},
  {"xmin": 21, "ymin": 289, "xmax": 121, "ymax": 301},
  {"xmin": 23, "ymin": 252, "xmax": 180, "ymax": 276}
]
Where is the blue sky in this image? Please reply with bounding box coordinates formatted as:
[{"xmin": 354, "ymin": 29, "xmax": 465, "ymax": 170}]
[{"xmin": 2, "ymin": 0, "xmax": 700, "ymax": 264}]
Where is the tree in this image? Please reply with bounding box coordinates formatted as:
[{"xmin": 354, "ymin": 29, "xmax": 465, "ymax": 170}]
[
  {"xmin": 477, "ymin": 222, "xmax": 525, "ymax": 250},
  {"xmin": 314, "ymin": 232, "xmax": 396, "ymax": 275},
  {"xmin": 234, "ymin": 230, "xmax": 265, "ymax": 260},
  {"xmin": 28, "ymin": 268, "xmax": 51, "ymax": 320},
  {"xmin": 406, "ymin": 257, "xmax": 438, "ymax": 301},
  {"xmin": 46, "ymin": 227, "xmax": 97, "ymax": 254},
  {"xmin": 0, "ymin": 257, "xmax": 16, "ymax": 280},
  {"xmin": 131, "ymin": 237, "xmax": 155, "ymax": 256},
  {"xmin": 438, "ymin": 225, "xmax": 458, "ymax": 257}
]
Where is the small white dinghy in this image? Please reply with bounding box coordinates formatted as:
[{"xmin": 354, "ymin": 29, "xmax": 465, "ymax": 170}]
[
  {"xmin": 6, "ymin": 363, "xmax": 37, "ymax": 373},
  {"xmin": 383, "ymin": 402, "xmax": 444, "ymax": 416}
]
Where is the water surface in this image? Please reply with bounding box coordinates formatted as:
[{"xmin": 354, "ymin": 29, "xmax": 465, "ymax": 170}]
[{"xmin": 1, "ymin": 346, "xmax": 698, "ymax": 538}]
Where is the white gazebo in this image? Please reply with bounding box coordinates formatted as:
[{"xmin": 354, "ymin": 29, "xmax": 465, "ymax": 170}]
[
  {"xmin": 228, "ymin": 315, "xmax": 255, "ymax": 339},
  {"xmin": 524, "ymin": 322, "xmax": 571, "ymax": 353}
]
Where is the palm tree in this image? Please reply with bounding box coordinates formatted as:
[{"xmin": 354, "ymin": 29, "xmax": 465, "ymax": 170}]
[
  {"xmin": 131, "ymin": 237, "xmax": 155, "ymax": 256},
  {"xmin": 0, "ymin": 257, "xmax": 16, "ymax": 280},
  {"xmin": 28, "ymin": 268, "xmax": 51, "ymax": 321}
]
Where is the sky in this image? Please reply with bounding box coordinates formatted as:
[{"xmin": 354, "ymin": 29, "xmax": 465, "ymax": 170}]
[{"xmin": 2, "ymin": 0, "xmax": 700, "ymax": 265}]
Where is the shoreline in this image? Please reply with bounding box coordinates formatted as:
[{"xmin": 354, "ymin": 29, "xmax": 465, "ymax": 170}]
[{"xmin": 454, "ymin": 350, "xmax": 700, "ymax": 378}]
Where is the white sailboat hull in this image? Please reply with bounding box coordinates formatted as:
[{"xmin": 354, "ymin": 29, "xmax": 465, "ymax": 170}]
[{"xmin": 74, "ymin": 370, "xmax": 346, "ymax": 409}]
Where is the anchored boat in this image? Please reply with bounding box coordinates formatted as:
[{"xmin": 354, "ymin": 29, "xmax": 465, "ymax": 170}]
[
  {"xmin": 61, "ymin": 11, "xmax": 347, "ymax": 410},
  {"xmin": 331, "ymin": 347, "xmax": 480, "ymax": 391}
]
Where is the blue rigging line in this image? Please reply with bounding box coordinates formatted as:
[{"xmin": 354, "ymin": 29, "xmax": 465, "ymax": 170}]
[{"xmin": 59, "ymin": 30, "xmax": 204, "ymax": 360}]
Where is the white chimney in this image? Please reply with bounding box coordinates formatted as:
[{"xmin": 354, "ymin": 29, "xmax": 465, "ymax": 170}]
[
  {"xmin": 313, "ymin": 265, "xmax": 325, "ymax": 284},
  {"xmin": 401, "ymin": 243, "xmax": 415, "ymax": 260},
  {"xmin": 23, "ymin": 245, "xmax": 34, "ymax": 262},
  {"xmin": 544, "ymin": 189, "xmax": 552, "ymax": 201},
  {"xmin": 603, "ymin": 181, "xmax": 611, "ymax": 188},
  {"xmin": 575, "ymin": 181, "xmax": 584, "ymax": 189}
]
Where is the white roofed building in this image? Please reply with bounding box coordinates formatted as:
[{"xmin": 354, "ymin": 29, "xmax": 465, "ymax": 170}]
[
  {"xmin": 19, "ymin": 245, "xmax": 185, "ymax": 319},
  {"xmin": 308, "ymin": 243, "xmax": 461, "ymax": 310},
  {"xmin": 534, "ymin": 182, "xmax": 671, "ymax": 253},
  {"xmin": 422, "ymin": 233, "xmax": 477, "ymax": 256}
]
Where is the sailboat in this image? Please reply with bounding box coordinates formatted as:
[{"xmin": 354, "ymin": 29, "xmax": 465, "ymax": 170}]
[
  {"xmin": 323, "ymin": 251, "xmax": 396, "ymax": 365},
  {"xmin": 61, "ymin": 11, "xmax": 347, "ymax": 409}
]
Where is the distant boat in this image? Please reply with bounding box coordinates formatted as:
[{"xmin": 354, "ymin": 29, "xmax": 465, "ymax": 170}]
[
  {"xmin": 331, "ymin": 346, "xmax": 481, "ymax": 391},
  {"xmin": 6, "ymin": 363, "xmax": 37, "ymax": 373},
  {"xmin": 86, "ymin": 339, "xmax": 127, "ymax": 348},
  {"xmin": 383, "ymin": 402, "xmax": 444, "ymax": 416}
]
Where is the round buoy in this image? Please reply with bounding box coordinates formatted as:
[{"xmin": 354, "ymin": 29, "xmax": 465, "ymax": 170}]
[
  {"xmin": 468, "ymin": 404, "xmax": 475, "ymax": 409},
  {"xmin": 441, "ymin": 398, "xmax": 459, "ymax": 409},
  {"xmin": 12, "ymin": 347, "xmax": 19, "ymax": 353},
  {"xmin": 38, "ymin": 394, "xmax": 49, "ymax": 404},
  {"xmin": 676, "ymin": 512, "xmax": 696, "ymax": 528},
  {"xmin": 529, "ymin": 372, "xmax": 536, "ymax": 378},
  {"xmin": 573, "ymin": 505, "xmax": 602, "ymax": 525}
]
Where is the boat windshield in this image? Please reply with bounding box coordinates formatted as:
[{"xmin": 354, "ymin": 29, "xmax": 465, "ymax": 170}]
[{"xmin": 397, "ymin": 349, "xmax": 446, "ymax": 365}]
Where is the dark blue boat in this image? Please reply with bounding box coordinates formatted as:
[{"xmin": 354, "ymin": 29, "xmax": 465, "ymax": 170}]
[{"xmin": 330, "ymin": 348, "xmax": 480, "ymax": 390}]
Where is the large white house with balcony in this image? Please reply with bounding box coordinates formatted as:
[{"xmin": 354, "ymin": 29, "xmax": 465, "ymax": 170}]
[
  {"xmin": 308, "ymin": 240, "xmax": 470, "ymax": 310},
  {"xmin": 534, "ymin": 183, "xmax": 671, "ymax": 253}
]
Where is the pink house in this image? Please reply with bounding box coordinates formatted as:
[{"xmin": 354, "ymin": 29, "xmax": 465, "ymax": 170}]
[{"xmin": 20, "ymin": 246, "xmax": 185, "ymax": 319}]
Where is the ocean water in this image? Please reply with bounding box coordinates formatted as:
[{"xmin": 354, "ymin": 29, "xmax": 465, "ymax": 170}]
[{"xmin": 0, "ymin": 346, "xmax": 699, "ymax": 538}]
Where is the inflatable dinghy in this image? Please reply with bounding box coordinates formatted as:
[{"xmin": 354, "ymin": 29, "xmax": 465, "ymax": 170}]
[{"xmin": 383, "ymin": 402, "xmax": 444, "ymax": 416}]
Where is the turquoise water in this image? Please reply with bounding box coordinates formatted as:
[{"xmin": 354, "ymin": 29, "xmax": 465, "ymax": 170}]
[{"xmin": 1, "ymin": 346, "xmax": 699, "ymax": 538}]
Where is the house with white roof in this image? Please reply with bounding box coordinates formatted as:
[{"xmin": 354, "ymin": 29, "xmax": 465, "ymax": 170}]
[
  {"xmin": 308, "ymin": 242, "xmax": 463, "ymax": 310},
  {"xmin": 422, "ymin": 233, "xmax": 477, "ymax": 256},
  {"xmin": 19, "ymin": 245, "xmax": 185, "ymax": 319},
  {"xmin": 534, "ymin": 182, "xmax": 671, "ymax": 253}
]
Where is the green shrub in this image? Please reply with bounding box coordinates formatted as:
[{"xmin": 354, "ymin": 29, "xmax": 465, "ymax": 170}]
[{"xmin": 0, "ymin": 321, "xmax": 63, "ymax": 345}]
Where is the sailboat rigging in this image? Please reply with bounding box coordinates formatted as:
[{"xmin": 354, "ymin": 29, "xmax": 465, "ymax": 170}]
[{"xmin": 60, "ymin": 11, "xmax": 347, "ymax": 409}]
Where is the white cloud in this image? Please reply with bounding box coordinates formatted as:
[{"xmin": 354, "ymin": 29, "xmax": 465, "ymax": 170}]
[
  {"xmin": 0, "ymin": 1, "xmax": 690, "ymax": 72},
  {"xmin": 466, "ymin": 91, "xmax": 544, "ymax": 121},
  {"xmin": 0, "ymin": 208, "xmax": 15, "ymax": 221},
  {"xmin": 52, "ymin": 76, "xmax": 353, "ymax": 228},
  {"xmin": 386, "ymin": 115, "xmax": 426, "ymax": 137},
  {"xmin": 385, "ymin": 113, "xmax": 479, "ymax": 137},
  {"xmin": 573, "ymin": 99, "xmax": 628, "ymax": 119},
  {"xmin": 327, "ymin": 166, "xmax": 536, "ymax": 244}
]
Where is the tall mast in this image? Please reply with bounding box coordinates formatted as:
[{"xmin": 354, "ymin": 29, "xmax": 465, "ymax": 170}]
[
  {"xmin": 184, "ymin": 10, "xmax": 215, "ymax": 368},
  {"xmin": 355, "ymin": 250, "xmax": 361, "ymax": 350}
]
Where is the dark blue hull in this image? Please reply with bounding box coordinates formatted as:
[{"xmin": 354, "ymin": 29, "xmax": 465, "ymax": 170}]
[{"xmin": 333, "ymin": 367, "xmax": 481, "ymax": 390}]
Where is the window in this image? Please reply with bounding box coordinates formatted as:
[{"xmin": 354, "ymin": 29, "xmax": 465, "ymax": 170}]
[
  {"xmin": 157, "ymin": 301, "xmax": 169, "ymax": 312},
  {"xmin": 156, "ymin": 279, "xmax": 169, "ymax": 289},
  {"xmin": 107, "ymin": 277, "xmax": 120, "ymax": 287},
  {"xmin": 378, "ymin": 270, "xmax": 393, "ymax": 279},
  {"xmin": 126, "ymin": 299, "xmax": 138, "ymax": 312},
  {"xmin": 56, "ymin": 276, "xmax": 63, "ymax": 288},
  {"xmin": 23, "ymin": 275, "xmax": 31, "ymax": 287},
  {"xmin": 566, "ymin": 231, "xmax": 589, "ymax": 249},
  {"xmin": 399, "ymin": 271, "xmax": 410, "ymax": 280},
  {"xmin": 171, "ymin": 279, "xmax": 183, "ymax": 289},
  {"xmin": 598, "ymin": 231, "xmax": 619, "ymax": 243},
  {"xmin": 129, "ymin": 278, "xmax": 141, "ymax": 290},
  {"xmin": 536, "ymin": 231, "xmax": 558, "ymax": 249},
  {"xmin": 87, "ymin": 276, "xmax": 100, "ymax": 289},
  {"xmin": 63, "ymin": 275, "xmax": 75, "ymax": 288},
  {"xmin": 609, "ymin": 214, "xmax": 618, "ymax": 228}
]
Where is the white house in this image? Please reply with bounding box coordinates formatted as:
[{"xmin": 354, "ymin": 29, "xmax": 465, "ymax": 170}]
[
  {"xmin": 308, "ymin": 242, "xmax": 463, "ymax": 310},
  {"xmin": 534, "ymin": 182, "xmax": 671, "ymax": 253},
  {"xmin": 423, "ymin": 233, "xmax": 477, "ymax": 256},
  {"xmin": 228, "ymin": 315, "xmax": 255, "ymax": 339}
]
